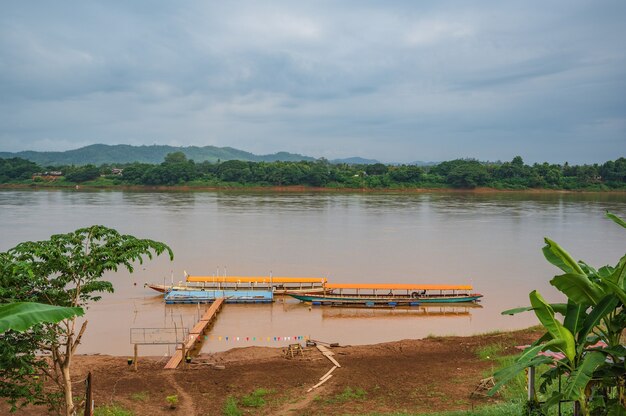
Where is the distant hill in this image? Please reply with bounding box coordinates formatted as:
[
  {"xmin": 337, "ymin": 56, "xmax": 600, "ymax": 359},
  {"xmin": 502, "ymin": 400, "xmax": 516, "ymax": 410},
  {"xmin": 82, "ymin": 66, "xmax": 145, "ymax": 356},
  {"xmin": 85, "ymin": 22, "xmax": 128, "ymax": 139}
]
[
  {"xmin": 331, "ymin": 157, "xmax": 380, "ymax": 165},
  {"xmin": 0, "ymin": 144, "xmax": 316, "ymax": 166},
  {"xmin": 409, "ymin": 160, "xmax": 438, "ymax": 166}
]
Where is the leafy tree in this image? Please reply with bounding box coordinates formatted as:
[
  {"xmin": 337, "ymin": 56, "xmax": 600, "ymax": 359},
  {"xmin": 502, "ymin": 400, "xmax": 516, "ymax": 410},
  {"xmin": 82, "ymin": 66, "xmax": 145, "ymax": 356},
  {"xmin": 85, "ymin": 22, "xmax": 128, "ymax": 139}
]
[
  {"xmin": 163, "ymin": 151, "xmax": 187, "ymax": 164},
  {"xmin": 600, "ymin": 158, "xmax": 626, "ymax": 183},
  {"xmin": 494, "ymin": 156, "xmax": 528, "ymax": 181},
  {"xmin": 64, "ymin": 165, "xmax": 100, "ymax": 183},
  {"xmin": 0, "ymin": 158, "xmax": 42, "ymax": 183},
  {"xmin": 388, "ymin": 165, "xmax": 423, "ymax": 182},
  {"xmin": 493, "ymin": 212, "xmax": 626, "ymax": 415},
  {"xmin": 0, "ymin": 226, "xmax": 173, "ymax": 415},
  {"xmin": 446, "ymin": 161, "xmax": 490, "ymax": 188},
  {"xmin": 365, "ymin": 163, "xmax": 388, "ymax": 176},
  {"xmin": 119, "ymin": 163, "xmax": 151, "ymax": 184},
  {"xmin": 306, "ymin": 162, "xmax": 331, "ymax": 187},
  {"xmin": 218, "ymin": 160, "xmax": 252, "ymax": 182}
]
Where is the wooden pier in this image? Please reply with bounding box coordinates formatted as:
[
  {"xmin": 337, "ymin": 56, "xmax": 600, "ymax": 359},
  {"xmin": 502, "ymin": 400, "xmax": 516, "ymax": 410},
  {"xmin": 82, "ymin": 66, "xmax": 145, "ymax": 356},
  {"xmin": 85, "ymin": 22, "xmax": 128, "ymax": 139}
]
[{"xmin": 164, "ymin": 298, "xmax": 224, "ymax": 369}]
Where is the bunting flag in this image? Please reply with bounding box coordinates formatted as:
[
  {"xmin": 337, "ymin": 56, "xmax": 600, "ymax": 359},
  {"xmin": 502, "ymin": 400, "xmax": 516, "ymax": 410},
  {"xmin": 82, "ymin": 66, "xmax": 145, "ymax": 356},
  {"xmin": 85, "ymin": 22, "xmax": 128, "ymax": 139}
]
[{"xmin": 203, "ymin": 335, "xmax": 310, "ymax": 342}]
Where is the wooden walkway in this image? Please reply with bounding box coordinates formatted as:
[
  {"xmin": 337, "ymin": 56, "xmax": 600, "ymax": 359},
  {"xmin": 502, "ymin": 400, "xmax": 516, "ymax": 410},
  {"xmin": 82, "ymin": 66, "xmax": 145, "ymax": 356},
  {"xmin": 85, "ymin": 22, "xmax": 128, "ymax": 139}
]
[{"xmin": 164, "ymin": 298, "xmax": 224, "ymax": 369}]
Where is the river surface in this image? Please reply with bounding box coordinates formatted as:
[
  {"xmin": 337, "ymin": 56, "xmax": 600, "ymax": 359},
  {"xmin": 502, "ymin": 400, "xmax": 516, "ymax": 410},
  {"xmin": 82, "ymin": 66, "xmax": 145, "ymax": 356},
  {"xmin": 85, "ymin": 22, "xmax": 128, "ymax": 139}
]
[{"xmin": 1, "ymin": 189, "xmax": 625, "ymax": 356}]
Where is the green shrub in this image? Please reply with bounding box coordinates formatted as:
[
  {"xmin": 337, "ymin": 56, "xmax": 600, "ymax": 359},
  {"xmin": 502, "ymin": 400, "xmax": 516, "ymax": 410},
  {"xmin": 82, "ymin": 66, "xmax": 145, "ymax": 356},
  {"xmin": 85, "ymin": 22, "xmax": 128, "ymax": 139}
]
[
  {"xmin": 93, "ymin": 404, "xmax": 134, "ymax": 416},
  {"xmin": 223, "ymin": 396, "xmax": 242, "ymax": 416},
  {"xmin": 240, "ymin": 388, "xmax": 270, "ymax": 407}
]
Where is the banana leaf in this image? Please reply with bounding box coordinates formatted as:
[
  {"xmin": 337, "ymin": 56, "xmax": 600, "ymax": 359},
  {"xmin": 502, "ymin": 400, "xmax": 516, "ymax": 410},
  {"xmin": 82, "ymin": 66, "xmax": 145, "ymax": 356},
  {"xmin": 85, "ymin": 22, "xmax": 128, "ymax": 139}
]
[
  {"xmin": 577, "ymin": 295, "xmax": 619, "ymax": 344},
  {"xmin": 610, "ymin": 254, "xmax": 626, "ymax": 289},
  {"xmin": 564, "ymin": 300, "xmax": 588, "ymax": 336},
  {"xmin": 501, "ymin": 306, "xmax": 534, "ymax": 315},
  {"xmin": 602, "ymin": 280, "xmax": 626, "ymax": 306},
  {"xmin": 542, "ymin": 238, "xmax": 584, "ymax": 275},
  {"xmin": 501, "ymin": 303, "xmax": 568, "ymax": 316},
  {"xmin": 550, "ymin": 273, "xmax": 604, "ymax": 306},
  {"xmin": 489, "ymin": 348, "xmax": 554, "ymax": 396},
  {"xmin": 0, "ymin": 302, "xmax": 84, "ymax": 333},
  {"xmin": 608, "ymin": 403, "xmax": 626, "ymax": 416},
  {"xmin": 606, "ymin": 211, "xmax": 626, "ymax": 229},
  {"xmin": 530, "ymin": 290, "xmax": 576, "ymax": 362},
  {"xmin": 561, "ymin": 352, "xmax": 606, "ymax": 401},
  {"xmin": 543, "ymin": 392, "xmax": 564, "ymax": 410}
]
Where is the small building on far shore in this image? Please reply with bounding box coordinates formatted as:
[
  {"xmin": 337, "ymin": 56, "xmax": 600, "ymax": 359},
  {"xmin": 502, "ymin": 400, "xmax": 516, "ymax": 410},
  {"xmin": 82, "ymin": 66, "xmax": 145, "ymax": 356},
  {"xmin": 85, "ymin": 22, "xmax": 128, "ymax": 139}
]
[{"xmin": 32, "ymin": 171, "xmax": 63, "ymax": 181}]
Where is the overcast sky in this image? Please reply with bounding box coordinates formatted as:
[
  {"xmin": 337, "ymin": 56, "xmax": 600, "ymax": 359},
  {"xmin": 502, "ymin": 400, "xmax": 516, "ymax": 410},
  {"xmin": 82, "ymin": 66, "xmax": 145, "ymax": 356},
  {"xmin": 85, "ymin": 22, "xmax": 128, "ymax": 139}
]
[{"xmin": 1, "ymin": 1, "xmax": 624, "ymax": 163}]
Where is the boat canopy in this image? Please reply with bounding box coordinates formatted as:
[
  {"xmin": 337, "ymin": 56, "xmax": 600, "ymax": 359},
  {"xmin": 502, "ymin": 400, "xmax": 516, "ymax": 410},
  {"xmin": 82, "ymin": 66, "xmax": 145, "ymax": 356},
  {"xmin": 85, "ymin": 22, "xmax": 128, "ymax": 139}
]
[
  {"xmin": 186, "ymin": 275, "xmax": 327, "ymax": 284},
  {"xmin": 325, "ymin": 283, "xmax": 473, "ymax": 291}
]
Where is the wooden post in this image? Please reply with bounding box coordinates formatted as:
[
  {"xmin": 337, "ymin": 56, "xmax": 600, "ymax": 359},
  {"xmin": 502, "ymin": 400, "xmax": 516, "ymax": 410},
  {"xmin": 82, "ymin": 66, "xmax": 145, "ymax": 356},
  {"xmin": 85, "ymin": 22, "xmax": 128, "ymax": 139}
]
[
  {"xmin": 133, "ymin": 344, "xmax": 138, "ymax": 371},
  {"xmin": 527, "ymin": 366, "xmax": 536, "ymax": 401},
  {"xmin": 84, "ymin": 372, "xmax": 93, "ymax": 416},
  {"xmin": 181, "ymin": 343, "xmax": 186, "ymax": 369}
]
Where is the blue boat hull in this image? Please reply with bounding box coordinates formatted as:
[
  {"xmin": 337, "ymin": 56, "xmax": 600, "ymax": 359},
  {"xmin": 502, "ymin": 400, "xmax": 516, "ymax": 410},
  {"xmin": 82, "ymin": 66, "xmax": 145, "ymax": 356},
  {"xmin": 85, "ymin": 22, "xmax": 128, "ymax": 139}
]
[{"xmin": 164, "ymin": 289, "xmax": 274, "ymax": 304}]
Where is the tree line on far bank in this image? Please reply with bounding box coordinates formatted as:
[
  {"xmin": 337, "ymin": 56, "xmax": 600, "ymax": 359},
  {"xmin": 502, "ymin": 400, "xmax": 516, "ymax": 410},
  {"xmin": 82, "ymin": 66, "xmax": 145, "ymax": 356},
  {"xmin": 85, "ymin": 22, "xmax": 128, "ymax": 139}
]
[{"xmin": 0, "ymin": 152, "xmax": 625, "ymax": 190}]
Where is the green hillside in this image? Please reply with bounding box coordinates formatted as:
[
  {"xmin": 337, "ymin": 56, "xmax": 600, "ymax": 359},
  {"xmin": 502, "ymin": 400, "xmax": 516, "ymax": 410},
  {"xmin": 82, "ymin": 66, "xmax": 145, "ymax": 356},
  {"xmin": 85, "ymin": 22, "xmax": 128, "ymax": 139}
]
[{"xmin": 0, "ymin": 144, "xmax": 316, "ymax": 166}]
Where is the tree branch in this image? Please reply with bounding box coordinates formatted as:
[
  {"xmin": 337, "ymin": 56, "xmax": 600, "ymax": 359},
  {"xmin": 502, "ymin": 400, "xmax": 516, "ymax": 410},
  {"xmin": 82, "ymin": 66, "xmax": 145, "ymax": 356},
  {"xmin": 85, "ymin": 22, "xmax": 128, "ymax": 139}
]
[{"xmin": 71, "ymin": 320, "xmax": 88, "ymax": 355}]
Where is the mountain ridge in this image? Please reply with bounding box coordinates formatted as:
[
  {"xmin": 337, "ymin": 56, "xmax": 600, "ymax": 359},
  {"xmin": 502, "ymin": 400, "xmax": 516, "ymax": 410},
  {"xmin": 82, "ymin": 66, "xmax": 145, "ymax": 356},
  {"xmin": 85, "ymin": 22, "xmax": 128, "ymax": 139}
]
[
  {"xmin": 0, "ymin": 144, "xmax": 319, "ymax": 166},
  {"xmin": 0, "ymin": 144, "xmax": 442, "ymax": 166}
]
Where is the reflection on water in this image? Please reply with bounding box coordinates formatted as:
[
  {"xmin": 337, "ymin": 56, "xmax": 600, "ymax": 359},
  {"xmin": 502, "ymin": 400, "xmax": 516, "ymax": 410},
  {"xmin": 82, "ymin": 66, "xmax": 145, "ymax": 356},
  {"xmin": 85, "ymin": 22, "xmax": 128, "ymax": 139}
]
[
  {"xmin": 0, "ymin": 189, "xmax": 625, "ymax": 355},
  {"xmin": 321, "ymin": 303, "xmax": 482, "ymax": 319}
]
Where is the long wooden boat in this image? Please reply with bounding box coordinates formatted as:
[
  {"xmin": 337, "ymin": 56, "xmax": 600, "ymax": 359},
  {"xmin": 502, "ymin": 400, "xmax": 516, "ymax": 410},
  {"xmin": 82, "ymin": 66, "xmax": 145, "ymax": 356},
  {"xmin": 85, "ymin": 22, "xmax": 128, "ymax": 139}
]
[
  {"xmin": 286, "ymin": 283, "xmax": 482, "ymax": 306},
  {"xmin": 146, "ymin": 274, "xmax": 327, "ymax": 295}
]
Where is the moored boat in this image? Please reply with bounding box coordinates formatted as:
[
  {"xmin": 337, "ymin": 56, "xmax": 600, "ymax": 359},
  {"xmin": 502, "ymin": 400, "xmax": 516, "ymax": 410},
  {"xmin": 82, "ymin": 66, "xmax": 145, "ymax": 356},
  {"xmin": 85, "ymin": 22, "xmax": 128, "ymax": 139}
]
[
  {"xmin": 286, "ymin": 283, "xmax": 482, "ymax": 306},
  {"xmin": 146, "ymin": 275, "xmax": 327, "ymax": 295},
  {"xmin": 164, "ymin": 289, "xmax": 274, "ymax": 304}
]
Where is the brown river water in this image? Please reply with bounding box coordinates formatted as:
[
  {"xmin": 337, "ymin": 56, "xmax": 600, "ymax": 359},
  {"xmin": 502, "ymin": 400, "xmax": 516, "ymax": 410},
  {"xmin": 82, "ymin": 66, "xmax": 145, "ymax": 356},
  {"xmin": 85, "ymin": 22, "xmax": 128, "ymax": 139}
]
[{"xmin": 1, "ymin": 189, "xmax": 625, "ymax": 356}]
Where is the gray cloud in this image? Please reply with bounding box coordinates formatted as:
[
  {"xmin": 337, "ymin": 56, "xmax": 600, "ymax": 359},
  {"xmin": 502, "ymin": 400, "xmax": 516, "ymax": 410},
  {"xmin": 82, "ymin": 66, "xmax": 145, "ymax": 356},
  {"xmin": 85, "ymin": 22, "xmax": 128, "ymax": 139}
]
[{"xmin": 0, "ymin": 0, "xmax": 624, "ymax": 163}]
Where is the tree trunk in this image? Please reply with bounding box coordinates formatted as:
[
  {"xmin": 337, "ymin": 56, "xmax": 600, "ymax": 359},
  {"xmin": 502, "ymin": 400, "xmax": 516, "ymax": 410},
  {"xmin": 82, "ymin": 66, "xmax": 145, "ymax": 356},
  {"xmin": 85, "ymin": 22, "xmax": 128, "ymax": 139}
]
[{"xmin": 62, "ymin": 364, "xmax": 74, "ymax": 416}]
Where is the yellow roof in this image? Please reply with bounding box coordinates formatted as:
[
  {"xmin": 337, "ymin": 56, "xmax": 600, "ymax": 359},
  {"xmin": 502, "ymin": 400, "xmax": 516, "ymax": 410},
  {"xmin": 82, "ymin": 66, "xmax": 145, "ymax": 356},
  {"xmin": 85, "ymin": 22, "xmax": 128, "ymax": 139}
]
[
  {"xmin": 325, "ymin": 283, "xmax": 473, "ymax": 291},
  {"xmin": 186, "ymin": 276, "xmax": 327, "ymax": 284}
]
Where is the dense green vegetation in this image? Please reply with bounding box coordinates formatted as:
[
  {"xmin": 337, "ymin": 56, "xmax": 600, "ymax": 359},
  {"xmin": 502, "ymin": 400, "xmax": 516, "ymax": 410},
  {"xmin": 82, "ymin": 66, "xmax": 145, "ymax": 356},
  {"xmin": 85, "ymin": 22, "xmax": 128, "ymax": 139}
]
[
  {"xmin": 1, "ymin": 153, "xmax": 625, "ymax": 190},
  {"xmin": 492, "ymin": 212, "xmax": 626, "ymax": 415}
]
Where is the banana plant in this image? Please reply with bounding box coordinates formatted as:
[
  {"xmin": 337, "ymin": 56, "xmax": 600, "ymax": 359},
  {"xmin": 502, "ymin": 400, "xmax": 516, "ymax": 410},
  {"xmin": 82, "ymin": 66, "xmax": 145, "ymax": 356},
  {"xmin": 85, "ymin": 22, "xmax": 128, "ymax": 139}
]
[{"xmin": 491, "ymin": 212, "xmax": 626, "ymax": 415}]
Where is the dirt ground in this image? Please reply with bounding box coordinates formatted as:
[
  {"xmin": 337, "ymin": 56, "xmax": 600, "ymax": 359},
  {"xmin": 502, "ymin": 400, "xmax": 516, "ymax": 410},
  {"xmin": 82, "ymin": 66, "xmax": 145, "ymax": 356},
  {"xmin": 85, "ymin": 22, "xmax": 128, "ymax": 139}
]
[{"xmin": 10, "ymin": 328, "xmax": 541, "ymax": 416}]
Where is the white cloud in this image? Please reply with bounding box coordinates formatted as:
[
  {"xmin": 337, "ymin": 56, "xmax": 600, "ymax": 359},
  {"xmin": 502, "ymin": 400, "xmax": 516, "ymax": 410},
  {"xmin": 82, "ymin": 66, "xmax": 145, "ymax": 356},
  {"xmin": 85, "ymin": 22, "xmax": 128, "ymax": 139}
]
[{"xmin": 405, "ymin": 19, "xmax": 474, "ymax": 46}]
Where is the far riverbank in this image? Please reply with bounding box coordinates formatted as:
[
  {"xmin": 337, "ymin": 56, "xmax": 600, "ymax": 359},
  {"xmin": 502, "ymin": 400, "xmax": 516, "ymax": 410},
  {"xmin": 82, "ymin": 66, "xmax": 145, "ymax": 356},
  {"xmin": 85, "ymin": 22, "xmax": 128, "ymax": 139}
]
[{"xmin": 2, "ymin": 183, "xmax": 625, "ymax": 194}]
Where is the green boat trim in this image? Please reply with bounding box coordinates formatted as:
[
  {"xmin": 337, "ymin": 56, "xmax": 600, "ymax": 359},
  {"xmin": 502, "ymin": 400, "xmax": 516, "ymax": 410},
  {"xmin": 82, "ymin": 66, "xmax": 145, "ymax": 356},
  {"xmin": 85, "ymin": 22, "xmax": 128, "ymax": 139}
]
[{"xmin": 287, "ymin": 293, "xmax": 483, "ymax": 304}]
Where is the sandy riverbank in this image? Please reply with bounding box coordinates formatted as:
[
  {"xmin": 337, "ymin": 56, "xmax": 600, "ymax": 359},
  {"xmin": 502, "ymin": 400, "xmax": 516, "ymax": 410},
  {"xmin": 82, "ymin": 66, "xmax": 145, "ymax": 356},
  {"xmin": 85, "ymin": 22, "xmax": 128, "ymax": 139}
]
[{"xmin": 10, "ymin": 328, "xmax": 542, "ymax": 416}]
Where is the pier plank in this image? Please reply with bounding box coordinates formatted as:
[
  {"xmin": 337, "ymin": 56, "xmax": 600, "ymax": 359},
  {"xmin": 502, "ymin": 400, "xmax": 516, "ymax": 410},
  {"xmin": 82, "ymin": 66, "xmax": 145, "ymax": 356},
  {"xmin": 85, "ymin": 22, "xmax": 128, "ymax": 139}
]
[{"xmin": 164, "ymin": 298, "xmax": 224, "ymax": 369}]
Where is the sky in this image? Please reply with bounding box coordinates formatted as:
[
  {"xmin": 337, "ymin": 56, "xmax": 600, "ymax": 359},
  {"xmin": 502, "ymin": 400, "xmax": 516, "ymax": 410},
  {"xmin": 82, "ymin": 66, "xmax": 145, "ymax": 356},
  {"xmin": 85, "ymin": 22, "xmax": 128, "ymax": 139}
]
[{"xmin": 0, "ymin": 1, "xmax": 624, "ymax": 164}]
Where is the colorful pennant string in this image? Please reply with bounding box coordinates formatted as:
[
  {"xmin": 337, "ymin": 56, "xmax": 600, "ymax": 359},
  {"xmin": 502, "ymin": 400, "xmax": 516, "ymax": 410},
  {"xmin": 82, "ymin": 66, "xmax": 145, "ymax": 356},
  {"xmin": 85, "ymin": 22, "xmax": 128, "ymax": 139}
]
[{"xmin": 199, "ymin": 335, "xmax": 310, "ymax": 342}]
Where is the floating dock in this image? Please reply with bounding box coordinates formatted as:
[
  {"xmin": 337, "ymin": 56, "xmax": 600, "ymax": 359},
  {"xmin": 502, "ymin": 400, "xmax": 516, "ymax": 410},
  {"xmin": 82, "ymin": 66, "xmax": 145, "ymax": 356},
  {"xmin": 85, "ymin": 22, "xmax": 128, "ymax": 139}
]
[
  {"xmin": 164, "ymin": 289, "xmax": 273, "ymax": 304},
  {"xmin": 164, "ymin": 298, "xmax": 224, "ymax": 369}
]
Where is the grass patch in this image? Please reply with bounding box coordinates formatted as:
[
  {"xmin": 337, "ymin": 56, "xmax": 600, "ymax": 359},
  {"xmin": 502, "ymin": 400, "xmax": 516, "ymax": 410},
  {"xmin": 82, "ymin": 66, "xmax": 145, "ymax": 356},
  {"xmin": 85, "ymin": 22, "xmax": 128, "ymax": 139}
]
[
  {"xmin": 93, "ymin": 404, "xmax": 134, "ymax": 416},
  {"xmin": 424, "ymin": 333, "xmax": 455, "ymax": 340},
  {"xmin": 476, "ymin": 343, "xmax": 505, "ymax": 360},
  {"xmin": 423, "ymin": 402, "xmax": 525, "ymax": 415},
  {"xmin": 326, "ymin": 386, "xmax": 367, "ymax": 404},
  {"xmin": 129, "ymin": 391, "xmax": 148, "ymax": 401},
  {"xmin": 355, "ymin": 400, "xmax": 574, "ymax": 415},
  {"xmin": 223, "ymin": 396, "xmax": 242, "ymax": 416},
  {"xmin": 240, "ymin": 388, "xmax": 271, "ymax": 407}
]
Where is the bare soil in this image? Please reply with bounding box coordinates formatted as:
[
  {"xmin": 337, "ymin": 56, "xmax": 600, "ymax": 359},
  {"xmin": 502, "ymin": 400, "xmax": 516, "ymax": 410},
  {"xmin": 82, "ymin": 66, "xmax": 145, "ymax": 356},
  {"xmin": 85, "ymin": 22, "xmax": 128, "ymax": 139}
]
[{"xmin": 9, "ymin": 328, "xmax": 542, "ymax": 416}]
